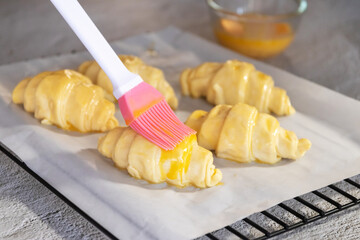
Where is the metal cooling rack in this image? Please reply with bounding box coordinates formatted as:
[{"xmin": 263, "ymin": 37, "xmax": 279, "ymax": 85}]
[
  {"xmin": 1, "ymin": 142, "xmax": 359, "ymax": 240},
  {"xmin": 201, "ymin": 176, "xmax": 360, "ymax": 240}
]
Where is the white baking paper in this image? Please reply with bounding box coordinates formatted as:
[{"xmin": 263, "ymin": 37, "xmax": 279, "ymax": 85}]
[{"xmin": 0, "ymin": 27, "xmax": 359, "ymax": 240}]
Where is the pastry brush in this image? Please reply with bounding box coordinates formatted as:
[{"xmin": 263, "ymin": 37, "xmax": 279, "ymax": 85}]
[{"xmin": 50, "ymin": 0, "xmax": 195, "ymax": 150}]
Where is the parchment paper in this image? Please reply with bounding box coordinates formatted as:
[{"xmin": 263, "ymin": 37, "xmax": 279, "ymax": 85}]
[{"xmin": 0, "ymin": 27, "xmax": 359, "ymax": 240}]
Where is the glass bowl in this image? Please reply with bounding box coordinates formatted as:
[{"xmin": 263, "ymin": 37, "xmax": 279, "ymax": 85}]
[{"xmin": 206, "ymin": 0, "xmax": 307, "ymax": 59}]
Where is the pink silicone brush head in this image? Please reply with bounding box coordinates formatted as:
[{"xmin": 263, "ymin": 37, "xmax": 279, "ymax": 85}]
[{"xmin": 118, "ymin": 82, "xmax": 196, "ymax": 150}]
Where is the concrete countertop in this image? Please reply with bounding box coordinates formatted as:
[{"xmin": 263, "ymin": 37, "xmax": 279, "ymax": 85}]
[{"xmin": 1, "ymin": 0, "xmax": 359, "ymax": 239}]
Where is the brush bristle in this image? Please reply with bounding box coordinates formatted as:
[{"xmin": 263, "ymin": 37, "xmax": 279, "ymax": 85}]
[{"xmin": 130, "ymin": 100, "xmax": 196, "ymax": 150}]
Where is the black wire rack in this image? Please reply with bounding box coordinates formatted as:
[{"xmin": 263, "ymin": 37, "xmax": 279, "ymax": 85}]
[
  {"xmin": 1, "ymin": 142, "xmax": 360, "ymax": 240},
  {"xmin": 201, "ymin": 176, "xmax": 360, "ymax": 240}
]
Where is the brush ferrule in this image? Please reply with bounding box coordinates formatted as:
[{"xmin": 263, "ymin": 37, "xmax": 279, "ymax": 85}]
[
  {"xmin": 113, "ymin": 74, "xmax": 143, "ymax": 100},
  {"xmin": 118, "ymin": 82, "xmax": 165, "ymax": 125}
]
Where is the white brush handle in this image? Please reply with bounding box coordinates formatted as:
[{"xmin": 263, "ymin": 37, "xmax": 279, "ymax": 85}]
[{"xmin": 50, "ymin": 0, "xmax": 143, "ymax": 99}]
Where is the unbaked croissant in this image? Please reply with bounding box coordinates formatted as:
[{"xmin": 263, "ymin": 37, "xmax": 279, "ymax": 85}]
[
  {"xmin": 12, "ymin": 70, "xmax": 118, "ymax": 132},
  {"xmin": 78, "ymin": 55, "xmax": 178, "ymax": 109},
  {"xmin": 185, "ymin": 103, "xmax": 311, "ymax": 164},
  {"xmin": 180, "ymin": 60, "xmax": 295, "ymax": 115},
  {"xmin": 98, "ymin": 127, "xmax": 222, "ymax": 188}
]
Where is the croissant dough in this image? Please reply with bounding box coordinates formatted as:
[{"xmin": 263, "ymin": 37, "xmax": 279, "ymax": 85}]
[
  {"xmin": 12, "ymin": 70, "xmax": 118, "ymax": 132},
  {"xmin": 185, "ymin": 103, "xmax": 311, "ymax": 164},
  {"xmin": 180, "ymin": 60, "xmax": 295, "ymax": 115},
  {"xmin": 98, "ymin": 127, "xmax": 222, "ymax": 188},
  {"xmin": 78, "ymin": 55, "xmax": 178, "ymax": 109}
]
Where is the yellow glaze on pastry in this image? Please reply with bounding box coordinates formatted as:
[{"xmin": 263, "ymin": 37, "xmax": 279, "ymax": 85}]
[
  {"xmin": 78, "ymin": 55, "xmax": 178, "ymax": 110},
  {"xmin": 12, "ymin": 70, "xmax": 118, "ymax": 132},
  {"xmin": 180, "ymin": 60, "xmax": 295, "ymax": 116},
  {"xmin": 98, "ymin": 127, "xmax": 222, "ymax": 188},
  {"xmin": 185, "ymin": 103, "xmax": 311, "ymax": 164}
]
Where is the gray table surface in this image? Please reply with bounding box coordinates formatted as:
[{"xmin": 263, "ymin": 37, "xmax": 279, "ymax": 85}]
[{"xmin": 1, "ymin": 0, "xmax": 360, "ymax": 239}]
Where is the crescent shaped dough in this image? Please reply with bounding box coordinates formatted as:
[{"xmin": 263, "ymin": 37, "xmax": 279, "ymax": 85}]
[
  {"xmin": 12, "ymin": 70, "xmax": 118, "ymax": 132},
  {"xmin": 98, "ymin": 127, "xmax": 222, "ymax": 188},
  {"xmin": 180, "ymin": 60, "xmax": 295, "ymax": 115},
  {"xmin": 78, "ymin": 55, "xmax": 178, "ymax": 110},
  {"xmin": 185, "ymin": 103, "xmax": 311, "ymax": 164}
]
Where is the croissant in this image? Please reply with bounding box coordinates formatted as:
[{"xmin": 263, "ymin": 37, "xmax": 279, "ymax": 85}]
[
  {"xmin": 180, "ymin": 60, "xmax": 295, "ymax": 115},
  {"xmin": 78, "ymin": 55, "xmax": 178, "ymax": 109},
  {"xmin": 12, "ymin": 70, "xmax": 118, "ymax": 132},
  {"xmin": 98, "ymin": 127, "xmax": 222, "ymax": 188},
  {"xmin": 185, "ymin": 103, "xmax": 311, "ymax": 164}
]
